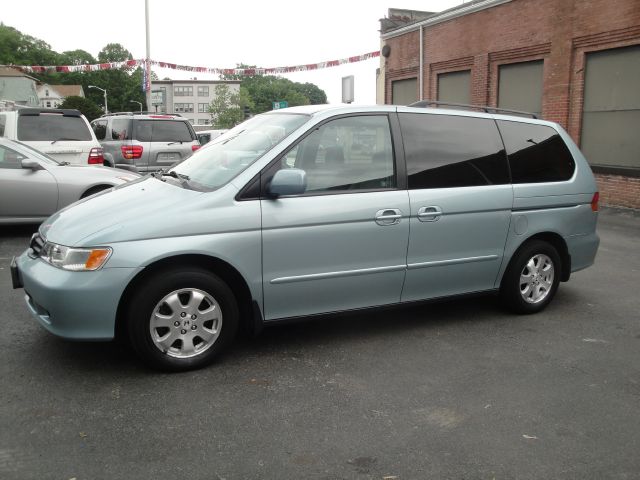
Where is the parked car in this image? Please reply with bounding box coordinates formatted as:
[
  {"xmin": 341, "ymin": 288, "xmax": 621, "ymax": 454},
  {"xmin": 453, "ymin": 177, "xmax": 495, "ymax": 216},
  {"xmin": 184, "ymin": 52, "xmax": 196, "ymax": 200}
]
[
  {"xmin": 90, "ymin": 113, "xmax": 200, "ymax": 173},
  {"xmin": 12, "ymin": 104, "xmax": 600, "ymax": 371},
  {"xmin": 197, "ymin": 129, "xmax": 228, "ymax": 145},
  {"xmin": 0, "ymin": 108, "xmax": 104, "ymax": 166},
  {"xmin": 0, "ymin": 137, "xmax": 139, "ymax": 224}
]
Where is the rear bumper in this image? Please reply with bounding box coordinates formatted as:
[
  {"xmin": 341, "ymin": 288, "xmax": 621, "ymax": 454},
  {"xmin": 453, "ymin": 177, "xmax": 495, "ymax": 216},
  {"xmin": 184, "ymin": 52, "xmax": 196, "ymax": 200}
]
[
  {"xmin": 566, "ymin": 231, "xmax": 600, "ymax": 273},
  {"xmin": 15, "ymin": 249, "xmax": 140, "ymax": 340}
]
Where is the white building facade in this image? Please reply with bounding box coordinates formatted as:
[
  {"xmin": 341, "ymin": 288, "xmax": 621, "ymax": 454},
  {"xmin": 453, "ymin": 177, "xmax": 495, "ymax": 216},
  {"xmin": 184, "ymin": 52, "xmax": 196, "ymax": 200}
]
[
  {"xmin": 37, "ymin": 84, "xmax": 85, "ymax": 108},
  {"xmin": 151, "ymin": 79, "xmax": 241, "ymax": 126}
]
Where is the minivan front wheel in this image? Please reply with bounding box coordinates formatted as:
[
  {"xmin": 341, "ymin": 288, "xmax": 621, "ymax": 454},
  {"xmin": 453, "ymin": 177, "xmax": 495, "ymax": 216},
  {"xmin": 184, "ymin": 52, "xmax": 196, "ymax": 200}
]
[
  {"xmin": 501, "ymin": 240, "xmax": 561, "ymax": 314},
  {"xmin": 126, "ymin": 268, "xmax": 239, "ymax": 371}
]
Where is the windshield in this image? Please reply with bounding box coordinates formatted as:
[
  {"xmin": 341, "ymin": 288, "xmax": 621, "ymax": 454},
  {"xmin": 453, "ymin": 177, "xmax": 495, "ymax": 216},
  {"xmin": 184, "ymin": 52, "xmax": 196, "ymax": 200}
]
[{"xmin": 171, "ymin": 113, "xmax": 310, "ymax": 190}]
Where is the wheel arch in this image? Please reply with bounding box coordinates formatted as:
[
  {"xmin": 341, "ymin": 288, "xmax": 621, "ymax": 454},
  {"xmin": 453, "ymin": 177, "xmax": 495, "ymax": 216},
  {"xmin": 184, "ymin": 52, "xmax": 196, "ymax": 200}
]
[
  {"xmin": 115, "ymin": 253, "xmax": 258, "ymax": 341},
  {"xmin": 505, "ymin": 231, "xmax": 571, "ymax": 284},
  {"xmin": 81, "ymin": 184, "xmax": 114, "ymax": 199}
]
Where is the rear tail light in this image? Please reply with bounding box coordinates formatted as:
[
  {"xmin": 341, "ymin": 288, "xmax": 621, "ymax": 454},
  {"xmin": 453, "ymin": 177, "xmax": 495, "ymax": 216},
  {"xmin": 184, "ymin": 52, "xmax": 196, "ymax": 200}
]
[
  {"xmin": 591, "ymin": 192, "xmax": 600, "ymax": 212},
  {"xmin": 87, "ymin": 147, "xmax": 104, "ymax": 165},
  {"xmin": 121, "ymin": 145, "xmax": 143, "ymax": 160},
  {"xmin": 191, "ymin": 145, "xmax": 201, "ymax": 152}
]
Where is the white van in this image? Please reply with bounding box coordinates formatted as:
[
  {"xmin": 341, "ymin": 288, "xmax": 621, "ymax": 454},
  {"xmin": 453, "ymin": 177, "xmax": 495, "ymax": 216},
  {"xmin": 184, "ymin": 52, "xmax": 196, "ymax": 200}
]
[{"xmin": 0, "ymin": 108, "xmax": 104, "ymax": 165}]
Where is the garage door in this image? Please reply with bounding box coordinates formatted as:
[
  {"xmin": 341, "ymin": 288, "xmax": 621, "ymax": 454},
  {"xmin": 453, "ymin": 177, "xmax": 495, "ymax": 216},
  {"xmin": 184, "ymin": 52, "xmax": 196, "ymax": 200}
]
[
  {"xmin": 498, "ymin": 60, "xmax": 544, "ymax": 117},
  {"xmin": 581, "ymin": 45, "xmax": 640, "ymax": 170},
  {"xmin": 437, "ymin": 70, "xmax": 470, "ymax": 104},
  {"xmin": 392, "ymin": 78, "xmax": 418, "ymax": 105}
]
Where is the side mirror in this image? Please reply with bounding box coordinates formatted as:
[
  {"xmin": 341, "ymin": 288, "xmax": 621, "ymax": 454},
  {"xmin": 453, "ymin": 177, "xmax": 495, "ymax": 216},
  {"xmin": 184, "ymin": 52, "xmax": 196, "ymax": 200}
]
[
  {"xmin": 21, "ymin": 159, "xmax": 44, "ymax": 171},
  {"xmin": 268, "ymin": 168, "xmax": 307, "ymax": 198}
]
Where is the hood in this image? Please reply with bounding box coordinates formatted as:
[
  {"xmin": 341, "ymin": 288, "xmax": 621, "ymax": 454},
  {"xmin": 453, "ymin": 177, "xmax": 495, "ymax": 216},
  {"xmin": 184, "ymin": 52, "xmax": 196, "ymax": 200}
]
[
  {"xmin": 51, "ymin": 164, "xmax": 139, "ymax": 183},
  {"xmin": 40, "ymin": 176, "xmax": 209, "ymax": 247}
]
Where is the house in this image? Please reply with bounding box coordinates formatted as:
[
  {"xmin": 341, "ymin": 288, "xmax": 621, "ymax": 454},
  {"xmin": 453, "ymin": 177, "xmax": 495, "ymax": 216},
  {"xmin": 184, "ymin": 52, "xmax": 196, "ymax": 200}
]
[
  {"xmin": 0, "ymin": 67, "xmax": 39, "ymax": 107},
  {"xmin": 37, "ymin": 84, "xmax": 85, "ymax": 108}
]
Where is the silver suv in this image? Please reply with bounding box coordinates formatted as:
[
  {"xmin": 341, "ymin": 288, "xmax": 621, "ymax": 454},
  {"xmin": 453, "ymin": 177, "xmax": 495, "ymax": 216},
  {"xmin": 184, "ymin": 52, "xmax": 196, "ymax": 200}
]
[
  {"xmin": 90, "ymin": 113, "xmax": 200, "ymax": 173},
  {"xmin": 13, "ymin": 104, "xmax": 600, "ymax": 372}
]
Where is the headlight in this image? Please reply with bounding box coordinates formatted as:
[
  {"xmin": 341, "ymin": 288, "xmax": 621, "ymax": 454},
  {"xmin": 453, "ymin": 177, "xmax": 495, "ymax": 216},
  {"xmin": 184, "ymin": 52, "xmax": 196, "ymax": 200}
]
[{"xmin": 40, "ymin": 242, "xmax": 112, "ymax": 271}]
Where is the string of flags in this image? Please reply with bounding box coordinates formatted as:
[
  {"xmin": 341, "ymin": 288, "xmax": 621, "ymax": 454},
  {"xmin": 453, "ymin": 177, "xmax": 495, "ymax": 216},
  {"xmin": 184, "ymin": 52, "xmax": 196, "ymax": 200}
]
[{"xmin": 3, "ymin": 50, "xmax": 381, "ymax": 76}]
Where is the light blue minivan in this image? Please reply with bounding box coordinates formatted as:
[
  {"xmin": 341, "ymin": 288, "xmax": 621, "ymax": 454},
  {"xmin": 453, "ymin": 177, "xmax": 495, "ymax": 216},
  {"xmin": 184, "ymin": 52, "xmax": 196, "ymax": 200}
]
[{"xmin": 11, "ymin": 104, "xmax": 600, "ymax": 371}]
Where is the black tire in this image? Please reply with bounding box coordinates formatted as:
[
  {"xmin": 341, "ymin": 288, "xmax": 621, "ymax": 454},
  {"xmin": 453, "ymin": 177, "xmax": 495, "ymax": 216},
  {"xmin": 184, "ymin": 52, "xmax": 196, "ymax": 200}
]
[
  {"xmin": 126, "ymin": 268, "xmax": 239, "ymax": 372},
  {"xmin": 500, "ymin": 240, "xmax": 561, "ymax": 314}
]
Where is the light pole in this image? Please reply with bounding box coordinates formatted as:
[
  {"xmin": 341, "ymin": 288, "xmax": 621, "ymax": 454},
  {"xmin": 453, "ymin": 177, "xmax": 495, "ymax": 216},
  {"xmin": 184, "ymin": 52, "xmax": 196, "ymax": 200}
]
[
  {"xmin": 130, "ymin": 100, "xmax": 143, "ymax": 113},
  {"xmin": 88, "ymin": 85, "xmax": 108, "ymax": 114}
]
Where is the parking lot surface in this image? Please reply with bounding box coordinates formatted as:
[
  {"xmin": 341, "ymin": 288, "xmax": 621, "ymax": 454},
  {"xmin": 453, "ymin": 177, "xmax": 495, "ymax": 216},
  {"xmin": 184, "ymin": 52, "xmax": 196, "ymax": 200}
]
[{"xmin": 1, "ymin": 207, "xmax": 639, "ymax": 479}]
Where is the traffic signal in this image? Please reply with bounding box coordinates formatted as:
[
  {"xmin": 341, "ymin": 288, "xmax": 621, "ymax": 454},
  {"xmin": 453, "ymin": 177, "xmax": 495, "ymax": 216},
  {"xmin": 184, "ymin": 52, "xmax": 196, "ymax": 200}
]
[{"xmin": 243, "ymin": 106, "xmax": 250, "ymax": 119}]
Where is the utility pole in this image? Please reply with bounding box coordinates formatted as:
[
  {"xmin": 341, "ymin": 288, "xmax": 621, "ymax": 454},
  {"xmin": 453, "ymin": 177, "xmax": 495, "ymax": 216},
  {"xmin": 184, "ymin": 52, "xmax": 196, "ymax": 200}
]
[{"xmin": 145, "ymin": 0, "xmax": 152, "ymax": 111}]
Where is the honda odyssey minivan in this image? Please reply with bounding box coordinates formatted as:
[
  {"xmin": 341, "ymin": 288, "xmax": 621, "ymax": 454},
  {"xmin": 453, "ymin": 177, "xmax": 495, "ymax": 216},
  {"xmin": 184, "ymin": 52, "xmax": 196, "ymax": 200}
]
[{"xmin": 11, "ymin": 104, "xmax": 600, "ymax": 371}]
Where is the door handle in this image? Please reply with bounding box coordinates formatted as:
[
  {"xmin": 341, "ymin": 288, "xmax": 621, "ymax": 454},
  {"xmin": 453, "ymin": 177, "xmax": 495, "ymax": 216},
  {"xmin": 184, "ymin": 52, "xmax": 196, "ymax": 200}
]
[
  {"xmin": 417, "ymin": 206, "xmax": 443, "ymax": 222},
  {"xmin": 375, "ymin": 209, "xmax": 402, "ymax": 226}
]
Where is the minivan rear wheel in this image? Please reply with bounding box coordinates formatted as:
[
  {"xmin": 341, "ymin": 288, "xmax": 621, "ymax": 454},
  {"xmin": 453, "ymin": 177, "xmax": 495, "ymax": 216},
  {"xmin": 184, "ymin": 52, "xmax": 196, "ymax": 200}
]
[
  {"xmin": 500, "ymin": 240, "xmax": 561, "ymax": 314},
  {"xmin": 126, "ymin": 268, "xmax": 239, "ymax": 371}
]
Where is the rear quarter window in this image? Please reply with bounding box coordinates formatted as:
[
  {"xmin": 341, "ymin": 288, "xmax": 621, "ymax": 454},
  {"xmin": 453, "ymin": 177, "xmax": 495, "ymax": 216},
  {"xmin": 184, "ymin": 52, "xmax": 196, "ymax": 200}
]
[
  {"xmin": 17, "ymin": 114, "xmax": 92, "ymax": 141},
  {"xmin": 111, "ymin": 118, "xmax": 132, "ymax": 140},
  {"xmin": 497, "ymin": 120, "xmax": 575, "ymax": 183}
]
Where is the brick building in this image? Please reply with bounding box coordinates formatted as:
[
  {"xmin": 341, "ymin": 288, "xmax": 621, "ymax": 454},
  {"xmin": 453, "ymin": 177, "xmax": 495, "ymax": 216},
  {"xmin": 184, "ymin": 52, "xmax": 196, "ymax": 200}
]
[{"xmin": 378, "ymin": 0, "xmax": 640, "ymax": 209}]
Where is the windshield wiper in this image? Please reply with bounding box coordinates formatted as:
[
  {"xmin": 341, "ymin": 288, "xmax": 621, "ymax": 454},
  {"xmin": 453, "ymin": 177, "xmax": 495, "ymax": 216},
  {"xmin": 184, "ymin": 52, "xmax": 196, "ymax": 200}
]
[
  {"xmin": 51, "ymin": 138, "xmax": 78, "ymax": 144},
  {"xmin": 167, "ymin": 141, "xmax": 183, "ymax": 145},
  {"xmin": 59, "ymin": 161, "xmax": 70, "ymax": 166},
  {"xmin": 161, "ymin": 170, "xmax": 190, "ymax": 181}
]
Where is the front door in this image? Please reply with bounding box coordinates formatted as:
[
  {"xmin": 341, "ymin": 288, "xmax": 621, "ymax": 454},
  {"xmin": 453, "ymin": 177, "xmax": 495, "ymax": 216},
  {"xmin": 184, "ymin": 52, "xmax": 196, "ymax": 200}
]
[{"xmin": 260, "ymin": 114, "xmax": 410, "ymax": 320}]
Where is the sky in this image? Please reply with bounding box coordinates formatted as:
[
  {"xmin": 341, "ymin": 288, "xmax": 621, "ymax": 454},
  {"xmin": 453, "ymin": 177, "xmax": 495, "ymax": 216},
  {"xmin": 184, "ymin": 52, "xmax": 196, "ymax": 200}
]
[{"xmin": 2, "ymin": 0, "xmax": 464, "ymax": 104}]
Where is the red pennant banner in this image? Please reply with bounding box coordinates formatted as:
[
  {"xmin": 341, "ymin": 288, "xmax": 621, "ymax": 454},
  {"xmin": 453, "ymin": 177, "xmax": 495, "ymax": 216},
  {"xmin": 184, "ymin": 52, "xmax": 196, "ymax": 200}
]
[{"xmin": 3, "ymin": 51, "xmax": 380, "ymax": 76}]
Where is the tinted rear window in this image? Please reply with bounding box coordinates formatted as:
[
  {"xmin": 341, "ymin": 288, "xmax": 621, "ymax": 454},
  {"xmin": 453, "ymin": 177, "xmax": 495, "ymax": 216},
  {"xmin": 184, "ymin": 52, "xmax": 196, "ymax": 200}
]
[
  {"xmin": 17, "ymin": 114, "xmax": 92, "ymax": 141},
  {"xmin": 399, "ymin": 113, "xmax": 509, "ymax": 189},
  {"xmin": 134, "ymin": 120, "xmax": 194, "ymax": 142},
  {"xmin": 497, "ymin": 121, "xmax": 575, "ymax": 183}
]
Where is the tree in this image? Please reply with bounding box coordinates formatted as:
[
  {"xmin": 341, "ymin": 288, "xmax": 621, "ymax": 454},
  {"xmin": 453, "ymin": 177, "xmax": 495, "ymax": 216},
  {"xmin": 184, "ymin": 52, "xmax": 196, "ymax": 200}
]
[
  {"xmin": 221, "ymin": 63, "xmax": 327, "ymax": 114},
  {"xmin": 97, "ymin": 43, "xmax": 133, "ymax": 63},
  {"xmin": 57, "ymin": 96, "xmax": 103, "ymax": 121},
  {"xmin": 0, "ymin": 24, "xmax": 60, "ymax": 65},
  {"xmin": 60, "ymin": 49, "xmax": 95, "ymax": 66},
  {"xmin": 209, "ymin": 85, "xmax": 254, "ymax": 128}
]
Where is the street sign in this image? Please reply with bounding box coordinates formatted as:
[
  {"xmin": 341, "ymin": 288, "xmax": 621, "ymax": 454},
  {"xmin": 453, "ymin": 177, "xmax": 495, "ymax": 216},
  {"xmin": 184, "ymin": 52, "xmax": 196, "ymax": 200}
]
[
  {"xmin": 272, "ymin": 101, "xmax": 288, "ymax": 110},
  {"xmin": 151, "ymin": 90, "xmax": 164, "ymax": 106},
  {"xmin": 342, "ymin": 75, "xmax": 354, "ymax": 104}
]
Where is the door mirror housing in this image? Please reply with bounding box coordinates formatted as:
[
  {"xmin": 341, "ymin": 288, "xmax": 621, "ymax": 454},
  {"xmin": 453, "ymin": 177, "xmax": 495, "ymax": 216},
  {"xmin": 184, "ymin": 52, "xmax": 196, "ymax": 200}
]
[
  {"xmin": 21, "ymin": 159, "xmax": 44, "ymax": 171},
  {"xmin": 268, "ymin": 168, "xmax": 307, "ymax": 198}
]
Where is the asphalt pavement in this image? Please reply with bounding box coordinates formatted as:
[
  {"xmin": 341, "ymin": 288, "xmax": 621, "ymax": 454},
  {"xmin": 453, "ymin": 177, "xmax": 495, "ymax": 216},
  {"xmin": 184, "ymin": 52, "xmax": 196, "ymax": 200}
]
[{"xmin": 0, "ymin": 207, "xmax": 638, "ymax": 480}]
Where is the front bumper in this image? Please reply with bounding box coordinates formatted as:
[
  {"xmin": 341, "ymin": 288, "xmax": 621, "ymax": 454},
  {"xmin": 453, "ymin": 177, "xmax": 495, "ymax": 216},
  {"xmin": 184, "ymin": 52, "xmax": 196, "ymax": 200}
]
[{"xmin": 14, "ymin": 249, "xmax": 140, "ymax": 340}]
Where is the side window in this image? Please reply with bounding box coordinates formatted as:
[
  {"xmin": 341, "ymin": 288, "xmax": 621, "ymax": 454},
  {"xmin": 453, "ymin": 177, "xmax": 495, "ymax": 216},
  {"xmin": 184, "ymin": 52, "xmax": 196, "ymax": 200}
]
[
  {"xmin": 269, "ymin": 115, "xmax": 395, "ymax": 194},
  {"xmin": 497, "ymin": 120, "xmax": 575, "ymax": 183},
  {"xmin": 0, "ymin": 114, "xmax": 6, "ymax": 136},
  {"xmin": 399, "ymin": 113, "xmax": 509, "ymax": 189},
  {"xmin": 0, "ymin": 144, "xmax": 26, "ymax": 169},
  {"xmin": 92, "ymin": 120, "xmax": 107, "ymax": 140},
  {"xmin": 111, "ymin": 119, "xmax": 132, "ymax": 140}
]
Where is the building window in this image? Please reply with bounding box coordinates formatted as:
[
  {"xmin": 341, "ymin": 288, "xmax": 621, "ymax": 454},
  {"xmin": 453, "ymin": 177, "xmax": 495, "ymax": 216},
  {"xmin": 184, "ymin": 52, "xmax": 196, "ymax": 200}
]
[
  {"xmin": 174, "ymin": 86, "xmax": 193, "ymax": 97},
  {"xmin": 391, "ymin": 78, "xmax": 417, "ymax": 105},
  {"xmin": 45, "ymin": 89, "xmax": 49, "ymax": 96},
  {"xmin": 197, "ymin": 86, "xmax": 209, "ymax": 96},
  {"xmin": 197, "ymin": 119, "xmax": 206, "ymax": 125},
  {"xmin": 46, "ymin": 101, "xmax": 51, "ymax": 107},
  {"xmin": 437, "ymin": 70, "xmax": 471, "ymax": 104},
  {"xmin": 498, "ymin": 60, "xmax": 544, "ymax": 117},
  {"xmin": 187, "ymin": 119, "xmax": 195, "ymax": 124},
  {"xmin": 174, "ymin": 103, "xmax": 194, "ymax": 113},
  {"xmin": 198, "ymin": 103, "xmax": 209, "ymax": 113}
]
